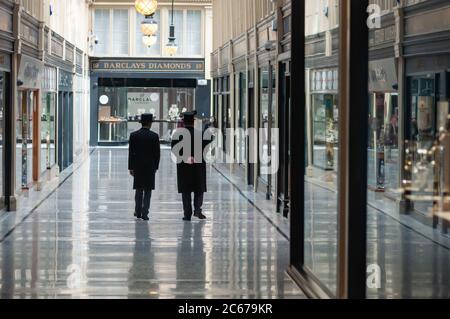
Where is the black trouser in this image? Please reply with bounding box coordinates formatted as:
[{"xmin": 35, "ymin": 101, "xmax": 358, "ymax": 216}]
[
  {"xmin": 135, "ymin": 188, "xmax": 152, "ymax": 218},
  {"xmin": 182, "ymin": 192, "xmax": 204, "ymax": 218}
]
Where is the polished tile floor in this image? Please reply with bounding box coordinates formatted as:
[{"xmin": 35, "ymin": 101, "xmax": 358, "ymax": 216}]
[{"xmin": 0, "ymin": 148, "xmax": 304, "ymax": 299}]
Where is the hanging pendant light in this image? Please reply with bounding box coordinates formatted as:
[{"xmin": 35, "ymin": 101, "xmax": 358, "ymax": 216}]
[
  {"xmin": 141, "ymin": 15, "xmax": 158, "ymax": 36},
  {"xmin": 165, "ymin": 0, "xmax": 178, "ymax": 56},
  {"xmin": 135, "ymin": 0, "xmax": 158, "ymax": 17},
  {"xmin": 143, "ymin": 35, "xmax": 158, "ymax": 47}
]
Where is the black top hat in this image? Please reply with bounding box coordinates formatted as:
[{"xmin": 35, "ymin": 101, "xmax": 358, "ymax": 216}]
[
  {"xmin": 140, "ymin": 113, "xmax": 154, "ymax": 125},
  {"xmin": 182, "ymin": 111, "xmax": 197, "ymax": 122}
]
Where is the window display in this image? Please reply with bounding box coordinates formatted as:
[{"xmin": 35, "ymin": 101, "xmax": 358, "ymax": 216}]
[
  {"xmin": 41, "ymin": 93, "xmax": 56, "ymax": 171},
  {"xmin": 404, "ymin": 76, "xmax": 437, "ymax": 217},
  {"xmin": 97, "ymin": 85, "xmax": 195, "ymax": 144},
  {"xmin": 41, "ymin": 66, "xmax": 57, "ymax": 171},
  {"xmin": 16, "ymin": 91, "xmax": 34, "ymax": 190},
  {"xmin": 259, "ymin": 67, "xmax": 277, "ymax": 186}
]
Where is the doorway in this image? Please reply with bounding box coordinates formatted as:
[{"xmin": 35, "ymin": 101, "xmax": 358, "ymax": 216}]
[{"xmin": 58, "ymin": 91, "xmax": 74, "ymax": 171}]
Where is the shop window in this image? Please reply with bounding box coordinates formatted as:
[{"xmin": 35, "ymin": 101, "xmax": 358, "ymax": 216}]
[
  {"xmin": 16, "ymin": 91, "xmax": 35, "ymax": 190},
  {"xmin": 303, "ymin": 1, "xmax": 340, "ymax": 295},
  {"xmin": 97, "ymin": 85, "xmax": 196, "ymax": 144},
  {"xmin": 41, "ymin": 93, "xmax": 56, "ymax": 172},
  {"xmin": 258, "ymin": 67, "xmax": 277, "ymax": 187},
  {"xmin": 42, "ymin": 66, "xmax": 57, "ymax": 172}
]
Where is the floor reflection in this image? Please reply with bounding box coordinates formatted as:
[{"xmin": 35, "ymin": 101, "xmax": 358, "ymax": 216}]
[
  {"xmin": 176, "ymin": 222, "xmax": 206, "ymax": 298},
  {"xmin": 128, "ymin": 222, "xmax": 159, "ymax": 298},
  {"xmin": 0, "ymin": 149, "xmax": 302, "ymax": 299}
]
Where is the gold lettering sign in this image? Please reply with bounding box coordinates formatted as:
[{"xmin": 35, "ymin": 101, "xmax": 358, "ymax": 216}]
[{"xmin": 91, "ymin": 60, "xmax": 204, "ymax": 73}]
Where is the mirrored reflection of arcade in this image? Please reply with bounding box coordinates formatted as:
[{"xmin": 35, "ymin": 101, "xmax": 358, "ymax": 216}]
[
  {"xmin": 403, "ymin": 73, "xmax": 450, "ymax": 234},
  {"xmin": 90, "ymin": 59, "xmax": 211, "ymax": 146}
]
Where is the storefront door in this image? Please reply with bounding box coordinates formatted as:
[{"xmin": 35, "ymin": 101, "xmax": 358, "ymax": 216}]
[{"xmin": 58, "ymin": 92, "xmax": 74, "ymax": 171}]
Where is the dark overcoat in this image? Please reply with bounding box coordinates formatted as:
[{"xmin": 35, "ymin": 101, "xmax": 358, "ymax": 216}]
[
  {"xmin": 171, "ymin": 126, "xmax": 212, "ymax": 194},
  {"xmin": 128, "ymin": 128, "xmax": 161, "ymax": 190}
]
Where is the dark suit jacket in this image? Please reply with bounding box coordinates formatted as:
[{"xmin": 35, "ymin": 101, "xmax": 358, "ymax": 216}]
[
  {"xmin": 129, "ymin": 128, "xmax": 161, "ymax": 190},
  {"xmin": 171, "ymin": 126, "xmax": 212, "ymax": 194}
]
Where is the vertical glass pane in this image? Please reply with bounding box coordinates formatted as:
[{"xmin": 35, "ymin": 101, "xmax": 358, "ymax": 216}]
[
  {"xmin": 186, "ymin": 10, "xmax": 201, "ymax": 56},
  {"xmin": 173, "ymin": 10, "xmax": 184, "ymax": 56},
  {"xmin": 240, "ymin": 73, "xmax": 247, "ymax": 166},
  {"xmin": 366, "ymin": 2, "xmax": 450, "ymax": 298},
  {"xmin": 136, "ymin": 11, "xmax": 161, "ymax": 56},
  {"xmin": 94, "ymin": 9, "xmax": 110, "ymax": 55},
  {"xmin": 113, "ymin": 9, "xmax": 129, "ymax": 55},
  {"xmin": 304, "ymin": 0, "xmax": 339, "ymax": 295},
  {"xmin": 16, "ymin": 91, "xmax": 22, "ymax": 190},
  {"xmin": 0, "ymin": 73, "xmax": 4, "ymax": 198},
  {"xmin": 98, "ymin": 86, "xmax": 128, "ymax": 143},
  {"xmin": 259, "ymin": 67, "xmax": 269, "ymax": 184}
]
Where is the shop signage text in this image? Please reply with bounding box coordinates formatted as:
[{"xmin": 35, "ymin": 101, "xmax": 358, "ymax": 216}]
[
  {"xmin": 127, "ymin": 92, "xmax": 159, "ymax": 109},
  {"xmin": 91, "ymin": 59, "xmax": 205, "ymax": 73}
]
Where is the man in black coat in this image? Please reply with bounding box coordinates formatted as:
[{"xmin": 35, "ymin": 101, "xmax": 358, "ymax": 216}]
[
  {"xmin": 171, "ymin": 111, "xmax": 212, "ymax": 221},
  {"xmin": 129, "ymin": 114, "xmax": 160, "ymax": 221}
]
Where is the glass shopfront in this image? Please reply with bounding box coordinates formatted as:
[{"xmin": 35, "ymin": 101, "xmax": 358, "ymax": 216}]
[
  {"xmin": 97, "ymin": 83, "xmax": 195, "ymax": 144},
  {"xmin": 41, "ymin": 66, "xmax": 57, "ymax": 172},
  {"xmin": 290, "ymin": 0, "xmax": 450, "ymax": 299},
  {"xmin": 259, "ymin": 66, "xmax": 276, "ymax": 187},
  {"xmin": 235, "ymin": 72, "xmax": 247, "ymax": 166},
  {"xmin": 0, "ymin": 71, "xmax": 7, "ymax": 205},
  {"xmin": 221, "ymin": 76, "xmax": 231, "ymax": 154},
  {"xmin": 405, "ymin": 74, "xmax": 439, "ymax": 218},
  {"xmin": 16, "ymin": 90, "xmax": 35, "ymax": 190}
]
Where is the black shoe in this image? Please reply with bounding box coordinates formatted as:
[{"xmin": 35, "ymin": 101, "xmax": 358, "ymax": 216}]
[
  {"xmin": 142, "ymin": 215, "xmax": 149, "ymax": 221},
  {"xmin": 194, "ymin": 213, "xmax": 206, "ymax": 220},
  {"xmin": 135, "ymin": 212, "xmax": 142, "ymax": 219},
  {"xmin": 182, "ymin": 217, "xmax": 191, "ymax": 221}
]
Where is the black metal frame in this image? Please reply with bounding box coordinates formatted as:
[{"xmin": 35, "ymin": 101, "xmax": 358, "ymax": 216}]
[
  {"xmin": 288, "ymin": 0, "xmax": 369, "ymax": 299},
  {"xmin": 288, "ymin": 0, "xmax": 305, "ymax": 272},
  {"xmin": 345, "ymin": 0, "xmax": 369, "ymax": 298},
  {"xmin": 4, "ymin": 70, "xmax": 12, "ymax": 210}
]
